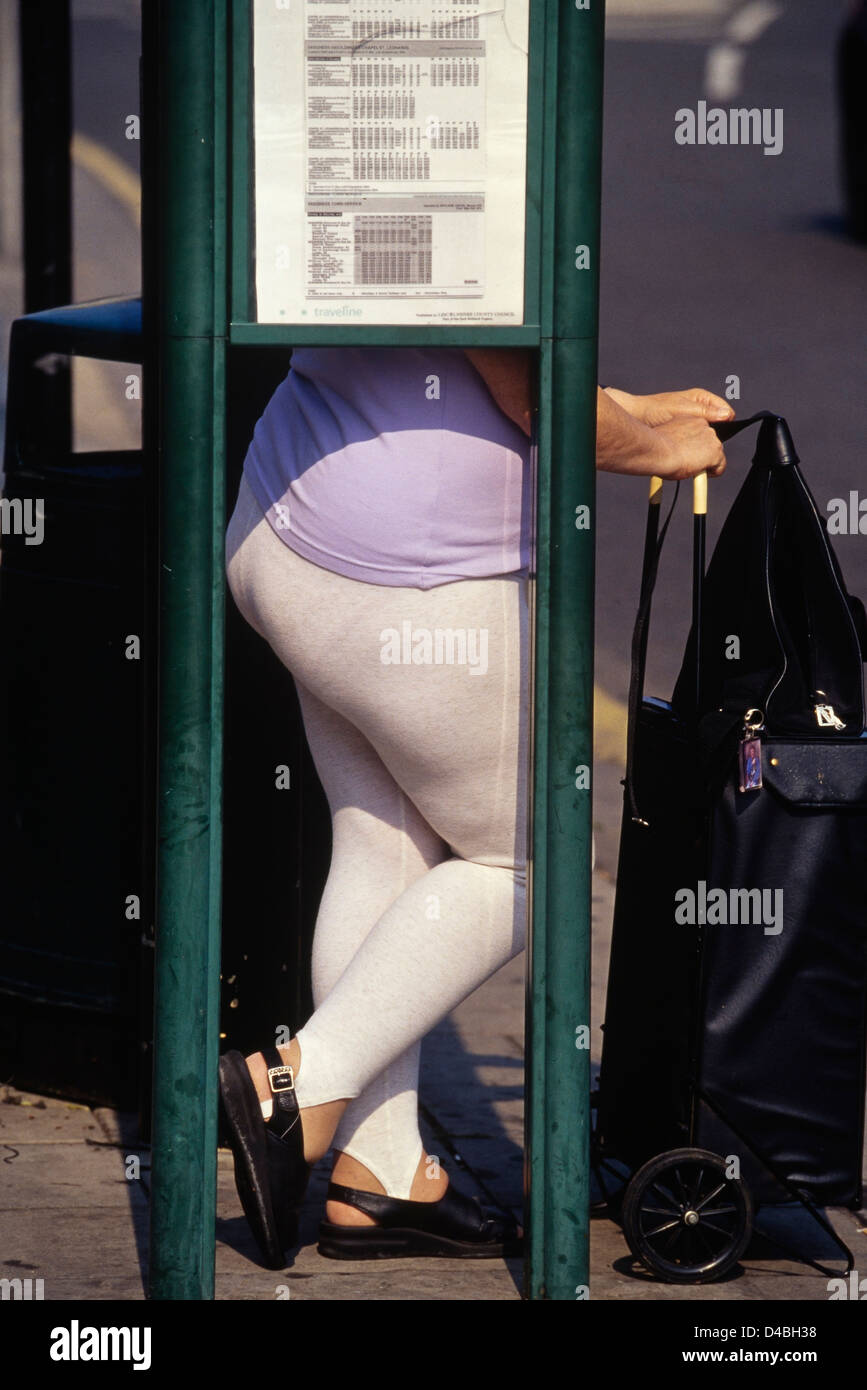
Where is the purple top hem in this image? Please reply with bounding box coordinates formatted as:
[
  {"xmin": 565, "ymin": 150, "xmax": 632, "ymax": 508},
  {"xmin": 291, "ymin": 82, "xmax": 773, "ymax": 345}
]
[{"xmin": 241, "ymin": 347, "xmax": 532, "ymax": 590}]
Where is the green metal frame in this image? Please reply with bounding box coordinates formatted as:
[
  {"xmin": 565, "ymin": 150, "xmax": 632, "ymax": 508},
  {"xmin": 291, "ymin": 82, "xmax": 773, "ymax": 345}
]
[
  {"xmin": 148, "ymin": 0, "xmax": 228, "ymax": 1301},
  {"xmin": 148, "ymin": 0, "xmax": 604, "ymax": 1301},
  {"xmin": 525, "ymin": 2, "xmax": 604, "ymax": 1301}
]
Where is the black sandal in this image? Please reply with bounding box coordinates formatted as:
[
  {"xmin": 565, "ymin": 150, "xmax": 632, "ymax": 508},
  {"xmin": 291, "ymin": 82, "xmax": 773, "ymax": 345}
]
[
  {"xmin": 218, "ymin": 1046, "xmax": 311, "ymax": 1269},
  {"xmin": 317, "ymin": 1181, "xmax": 522, "ymax": 1260}
]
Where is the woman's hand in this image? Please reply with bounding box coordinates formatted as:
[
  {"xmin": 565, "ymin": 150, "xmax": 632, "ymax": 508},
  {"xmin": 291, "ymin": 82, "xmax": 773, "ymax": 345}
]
[
  {"xmin": 645, "ymin": 413, "xmax": 729, "ymax": 479},
  {"xmin": 603, "ymin": 385, "xmax": 734, "ymax": 429},
  {"xmin": 597, "ymin": 387, "xmax": 728, "ymax": 479}
]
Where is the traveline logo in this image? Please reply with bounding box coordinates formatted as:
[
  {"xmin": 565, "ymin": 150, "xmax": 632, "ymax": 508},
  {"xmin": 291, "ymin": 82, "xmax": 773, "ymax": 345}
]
[
  {"xmin": 675, "ymin": 101, "xmax": 783, "ymax": 156},
  {"xmin": 49, "ymin": 1321, "xmax": 152, "ymax": 1371}
]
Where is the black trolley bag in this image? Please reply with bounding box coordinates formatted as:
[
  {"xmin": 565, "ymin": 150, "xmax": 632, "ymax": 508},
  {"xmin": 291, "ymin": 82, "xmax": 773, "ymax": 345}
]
[{"xmin": 595, "ymin": 411, "xmax": 867, "ymax": 1283}]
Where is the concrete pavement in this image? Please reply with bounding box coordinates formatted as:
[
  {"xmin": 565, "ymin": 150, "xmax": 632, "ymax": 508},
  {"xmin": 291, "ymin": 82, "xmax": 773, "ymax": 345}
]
[
  {"xmin": 4, "ymin": 837, "xmax": 866, "ymax": 1301},
  {"xmin": 0, "ymin": 952, "xmax": 527, "ymax": 1302}
]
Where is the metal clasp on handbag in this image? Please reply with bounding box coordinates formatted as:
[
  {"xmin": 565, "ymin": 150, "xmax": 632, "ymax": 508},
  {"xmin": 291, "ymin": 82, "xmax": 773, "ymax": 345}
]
[{"xmin": 813, "ymin": 692, "xmax": 846, "ymax": 731}]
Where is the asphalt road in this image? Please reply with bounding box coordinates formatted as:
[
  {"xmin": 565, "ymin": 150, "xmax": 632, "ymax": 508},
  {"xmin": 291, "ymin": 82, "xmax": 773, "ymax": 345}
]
[
  {"xmin": 598, "ymin": 0, "xmax": 867, "ymax": 709},
  {"xmin": 72, "ymin": 0, "xmax": 140, "ymax": 170},
  {"xmin": 71, "ymin": 0, "xmax": 141, "ymax": 302}
]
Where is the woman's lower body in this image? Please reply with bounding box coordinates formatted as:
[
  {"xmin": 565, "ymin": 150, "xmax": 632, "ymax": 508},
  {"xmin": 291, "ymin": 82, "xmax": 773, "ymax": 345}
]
[{"xmin": 224, "ymin": 470, "xmax": 529, "ymax": 1216}]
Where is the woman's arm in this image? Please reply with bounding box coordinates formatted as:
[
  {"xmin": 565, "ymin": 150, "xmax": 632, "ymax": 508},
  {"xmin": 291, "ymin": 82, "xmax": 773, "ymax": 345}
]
[
  {"xmin": 463, "ymin": 350, "xmax": 730, "ymax": 477},
  {"xmin": 463, "ymin": 348, "xmax": 534, "ymax": 437},
  {"xmin": 603, "ymin": 384, "xmax": 734, "ymax": 429}
]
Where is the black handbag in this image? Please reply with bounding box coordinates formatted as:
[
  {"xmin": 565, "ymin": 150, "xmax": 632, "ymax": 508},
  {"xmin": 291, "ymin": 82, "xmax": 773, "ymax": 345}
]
[{"xmin": 598, "ymin": 411, "xmax": 867, "ymax": 1256}]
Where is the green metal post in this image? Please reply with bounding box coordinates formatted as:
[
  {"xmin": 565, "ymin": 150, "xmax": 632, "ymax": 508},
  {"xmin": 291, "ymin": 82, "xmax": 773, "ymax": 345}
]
[
  {"xmin": 148, "ymin": 0, "xmax": 227, "ymax": 1300},
  {"xmin": 526, "ymin": 0, "xmax": 605, "ymax": 1299}
]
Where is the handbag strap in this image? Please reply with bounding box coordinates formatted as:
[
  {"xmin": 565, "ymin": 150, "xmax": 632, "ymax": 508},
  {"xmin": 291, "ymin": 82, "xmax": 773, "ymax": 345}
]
[{"xmin": 713, "ymin": 409, "xmax": 799, "ymax": 463}]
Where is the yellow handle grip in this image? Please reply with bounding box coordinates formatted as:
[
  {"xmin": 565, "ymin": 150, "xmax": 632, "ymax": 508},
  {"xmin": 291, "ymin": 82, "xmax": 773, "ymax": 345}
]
[
  {"xmin": 649, "ymin": 475, "xmax": 663, "ymax": 506},
  {"xmin": 693, "ymin": 472, "xmax": 708, "ymax": 516}
]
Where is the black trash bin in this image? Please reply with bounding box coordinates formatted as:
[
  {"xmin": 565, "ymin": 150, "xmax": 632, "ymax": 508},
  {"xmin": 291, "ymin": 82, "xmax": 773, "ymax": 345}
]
[
  {"xmin": 0, "ymin": 312, "xmax": 332, "ymax": 1117},
  {"xmin": 0, "ymin": 301, "xmax": 150, "ymax": 1107}
]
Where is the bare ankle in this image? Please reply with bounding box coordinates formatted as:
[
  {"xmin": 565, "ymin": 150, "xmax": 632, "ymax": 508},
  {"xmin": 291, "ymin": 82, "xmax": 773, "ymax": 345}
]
[
  {"xmin": 277, "ymin": 1038, "xmax": 301, "ymax": 1078},
  {"xmin": 298, "ymin": 1098, "xmax": 350, "ymax": 1165},
  {"xmin": 410, "ymin": 1151, "xmax": 449, "ymax": 1203},
  {"xmin": 243, "ymin": 1038, "xmax": 301, "ymax": 1103},
  {"xmin": 243, "ymin": 1041, "xmax": 347, "ymax": 1164}
]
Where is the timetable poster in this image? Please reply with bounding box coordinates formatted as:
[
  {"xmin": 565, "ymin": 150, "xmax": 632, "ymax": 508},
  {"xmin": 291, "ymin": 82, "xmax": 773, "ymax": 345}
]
[{"xmin": 252, "ymin": 0, "xmax": 530, "ymax": 325}]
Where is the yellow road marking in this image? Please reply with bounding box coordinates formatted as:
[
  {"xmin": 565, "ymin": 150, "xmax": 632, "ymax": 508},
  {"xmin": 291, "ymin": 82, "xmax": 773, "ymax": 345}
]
[
  {"xmin": 594, "ymin": 685, "xmax": 628, "ymax": 766},
  {"xmin": 71, "ymin": 131, "xmax": 140, "ymax": 227}
]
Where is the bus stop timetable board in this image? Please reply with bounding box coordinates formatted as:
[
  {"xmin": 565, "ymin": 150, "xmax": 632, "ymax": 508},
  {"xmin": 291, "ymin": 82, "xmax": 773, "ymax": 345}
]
[{"xmin": 252, "ymin": 0, "xmax": 530, "ymax": 326}]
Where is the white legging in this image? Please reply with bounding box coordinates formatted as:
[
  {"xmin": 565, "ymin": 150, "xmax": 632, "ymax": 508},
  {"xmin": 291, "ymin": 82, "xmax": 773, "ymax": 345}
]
[{"xmin": 224, "ymin": 471, "xmax": 529, "ymax": 1197}]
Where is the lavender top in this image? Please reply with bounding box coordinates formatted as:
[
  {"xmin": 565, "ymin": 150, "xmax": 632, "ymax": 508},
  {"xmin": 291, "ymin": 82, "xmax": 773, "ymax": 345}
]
[{"xmin": 241, "ymin": 347, "xmax": 532, "ymax": 589}]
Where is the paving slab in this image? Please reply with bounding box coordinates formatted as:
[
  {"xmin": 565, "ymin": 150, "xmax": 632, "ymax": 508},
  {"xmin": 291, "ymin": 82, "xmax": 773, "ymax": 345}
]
[
  {"xmin": 214, "ymin": 1263, "xmax": 521, "ymax": 1302},
  {"xmin": 418, "ymin": 960, "xmax": 525, "ymax": 1221},
  {"xmin": 92, "ymin": 1108, "xmax": 147, "ymax": 1150},
  {"xmin": 0, "ymin": 1089, "xmax": 102, "ymax": 1145},
  {"xmin": 1, "ymin": 1206, "xmax": 147, "ymax": 1294},
  {"xmin": 0, "ymin": 1142, "xmax": 148, "ymax": 1211}
]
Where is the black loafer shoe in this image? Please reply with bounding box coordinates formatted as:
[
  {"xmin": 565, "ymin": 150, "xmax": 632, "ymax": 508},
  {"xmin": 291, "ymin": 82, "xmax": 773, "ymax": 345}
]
[
  {"xmin": 218, "ymin": 1046, "xmax": 311, "ymax": 1269},
  {"xmin": 317, "ymin": 1181, "xmax": 522, "ymax": 1260}
]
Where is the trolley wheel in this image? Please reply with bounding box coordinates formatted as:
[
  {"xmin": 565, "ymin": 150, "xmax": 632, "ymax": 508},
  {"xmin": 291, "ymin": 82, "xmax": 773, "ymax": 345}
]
[{"xmin": 621, "ymin": 1147, "xmax": 753, "ymax": 1284}]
